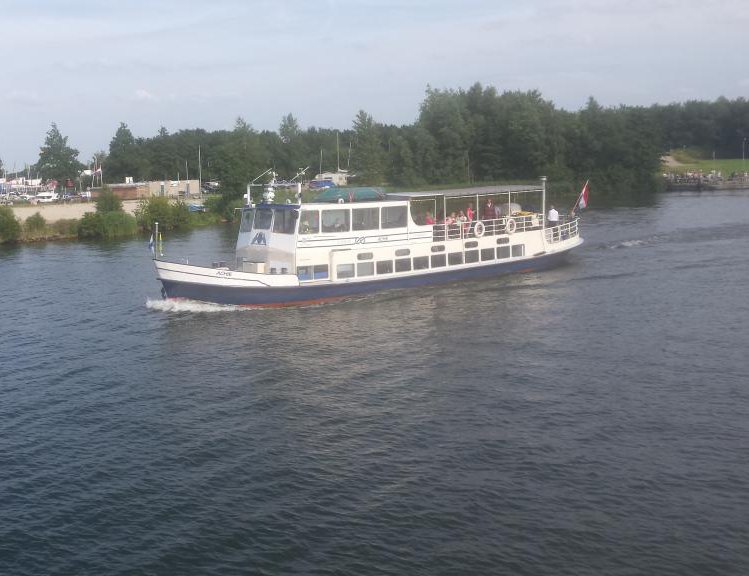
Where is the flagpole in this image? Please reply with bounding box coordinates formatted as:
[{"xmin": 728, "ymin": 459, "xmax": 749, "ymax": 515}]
[{"xmin": 154, "ymin": 221, "xmax": 159, "ymax": 259}]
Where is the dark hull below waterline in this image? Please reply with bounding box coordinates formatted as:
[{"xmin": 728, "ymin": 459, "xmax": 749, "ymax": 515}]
[{"xmin": 160, "ymin": 250, "xmax": 574, "ymax": 307}]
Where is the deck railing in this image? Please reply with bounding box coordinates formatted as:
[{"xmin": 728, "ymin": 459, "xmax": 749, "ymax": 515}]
[
  {"xmin": 544, "ymin": 218, "xmax": 579, "ymax": 244},
  {"xmin": 431, "ymin": 214, "xmax": 542, "ymax": 241}
]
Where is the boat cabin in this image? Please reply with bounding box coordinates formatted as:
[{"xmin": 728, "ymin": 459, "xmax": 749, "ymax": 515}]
[{"xmin": 234, "ymin": 183, "xmax": 576, "ymax": 283}]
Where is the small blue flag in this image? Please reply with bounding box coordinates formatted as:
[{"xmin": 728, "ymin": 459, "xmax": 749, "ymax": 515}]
[{"xmin": 148, "ymin": 233, "xmax": 154, "ymax": 255}]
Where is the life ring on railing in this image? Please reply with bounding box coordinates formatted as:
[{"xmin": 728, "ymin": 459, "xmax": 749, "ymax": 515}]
[
  {"xmin": 473, "ymin": 221, "xmax": 485, "ymax": 238},
  {"xmin": 505, "ymin": 218, "xmax": 517, "ymax": 234}
]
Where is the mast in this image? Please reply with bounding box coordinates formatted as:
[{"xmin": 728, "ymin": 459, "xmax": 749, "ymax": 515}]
[
  {"xmin": 198, "ymin": 145, "xmax": 202, "ymax": 191},
  {"xmin": 540, "ymin": 176, "xmax": 547, "ymax": 234}
]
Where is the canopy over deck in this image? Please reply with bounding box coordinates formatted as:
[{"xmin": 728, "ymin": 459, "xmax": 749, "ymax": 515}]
[{"xmin": 387, "ymin": 184, "xmax": 543, "ymax": 201}]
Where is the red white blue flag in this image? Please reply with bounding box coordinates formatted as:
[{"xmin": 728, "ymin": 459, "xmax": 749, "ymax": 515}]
[{"xmin": 577, "ymin": 180, "xmax": 589, "ymax": 210}]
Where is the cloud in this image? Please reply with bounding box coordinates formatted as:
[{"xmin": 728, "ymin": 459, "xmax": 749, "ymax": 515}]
[
  {"xmin": 133, "ymin": 89, "xmax": 158, "ymax": 102},
  {"xmin": 3, "ymin": 90, "xmax": 44, "ymax": 107}
]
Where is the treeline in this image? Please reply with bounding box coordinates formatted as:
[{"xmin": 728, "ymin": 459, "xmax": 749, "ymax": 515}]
[{"xmin": 9, "ymin": 83, "xmax": 749, "ymax": 204}]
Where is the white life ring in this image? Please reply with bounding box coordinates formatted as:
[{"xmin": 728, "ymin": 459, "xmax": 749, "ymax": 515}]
[
  {"xmin": 473, "ymin": 221, "xmax": 485, "ymax": 238},
  {"xmin": 505, "ymin": 218, "xmax": 517, "ymax": 234}
]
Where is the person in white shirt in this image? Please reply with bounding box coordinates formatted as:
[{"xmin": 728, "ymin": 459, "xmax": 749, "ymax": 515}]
[{"xmin": 547, "ymin": 205, "xmax": 560, "ymax": 240}]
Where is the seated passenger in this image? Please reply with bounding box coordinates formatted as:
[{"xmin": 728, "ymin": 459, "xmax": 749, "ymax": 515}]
[{"xmin": 425, "ymin": 211, "xmax": 435, "ymax": 225}]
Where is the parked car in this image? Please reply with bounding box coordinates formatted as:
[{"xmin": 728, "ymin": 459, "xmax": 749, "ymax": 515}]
[{"xmin": 35, "ymin": 192, "xmax": 60, "ymax": 203}]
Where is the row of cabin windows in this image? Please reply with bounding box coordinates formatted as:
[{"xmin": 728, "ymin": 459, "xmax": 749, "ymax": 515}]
[
  {"xmin": 299, "ymin": 205, "xmax": 408, "ymax": 235},
  {"xmin": 297, "ymin": 244, "xmax": 525, "ymax": 280},
  {"xmin": 241, "ymin": 207, "xmax": 297, "ymax": 235}
]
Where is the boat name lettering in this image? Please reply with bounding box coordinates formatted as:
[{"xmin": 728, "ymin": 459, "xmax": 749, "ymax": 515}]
[
  {"xmin": 354, "ymin": 237, "xmax": 366, "ymax": 244},
  {"xmin": 216, "ymin": 270, "xmax": 232, "ymax": 277},
  {"xmin": 378, "ymin": 236, "xmax": 388, "ymax": 242}
]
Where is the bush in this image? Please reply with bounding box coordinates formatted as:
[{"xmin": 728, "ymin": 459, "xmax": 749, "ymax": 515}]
[
  {"xmin": 203, "ymin": 195, "xmax": 245, "ymax": 223},
  {"xmin": 24, "ymin": 212, "xmax": 47, "ymax": 235},
  {"xmin": 52, "ymin": 219, "xmax": 79, "ymax": 237},
  {"xmin": 135, "ymin": 196, "xmax": 191, "ymax": 231},
  {"xmin": 0, "ymin": 206, "xmax": 21, "ymax": 243},
  {"xmin": 78, "ymin": 211, "xmax": 138, "ymax": 239},
  {"xmin": 95, "ymin": 186, "xmax": 123, "ymax": 213}
]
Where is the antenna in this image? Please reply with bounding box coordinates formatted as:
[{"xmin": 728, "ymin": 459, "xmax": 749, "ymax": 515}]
[{"xmin": 337, "ymin": 132, "xmax": 340, "ymax": 172}]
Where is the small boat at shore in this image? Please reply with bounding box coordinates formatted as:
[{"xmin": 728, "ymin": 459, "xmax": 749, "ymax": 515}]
[{"xmin": 153, "ymin": 177, "xmax": 583, "ymax": 307}]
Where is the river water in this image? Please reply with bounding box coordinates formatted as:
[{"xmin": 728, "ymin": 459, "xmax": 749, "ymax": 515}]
[{"xmin": 1, "ymin": 190, "xmax": 748, "ymax": 575}]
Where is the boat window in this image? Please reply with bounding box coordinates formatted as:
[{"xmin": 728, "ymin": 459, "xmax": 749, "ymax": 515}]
[
  {"xmin": 376, "ymin": 260, "xmax": 393, "ymax": 274},
  {"xmin": 297, "ymin": 266, "xmax": 312, "ymax": 281},
  {"xmin": 413, "ymin": 256, "xmax": 429, "ymax": 270},
  {"xmin": 497, "ymin": 246, "xmax": 511, "ymax": 259},
  {"xmin": 322, "ymin": 209, "xmax": 350, "ymax": 233},
  {"xmin": 410, "ymin": 198, "xmax": 437, "ymax": 225},
  {"xmin": 239, "ymin": 209, "xmax": 255, "ymax": 233},
  {"xmin": 357, "ymin": 252, "xmax": 373, "ymax": 261},
  {"xmin": 465, "ymin": 250, "xmax": 479, "ymax": 264},
  {"xmin": 273, "ymin": 209, "xmax": 297, "ymax": 234},
  {"xmin": 337, "ymin": 263, "xmax": 355, "ymax": 279},
  {"xmin": 357, "ymin": 262, "xmax": 374, "ymax": 277},
  {"xmin": 395, "ymin": 248, "xmax": 410, "ymax": 257},
  {"xmin": 352, "ymin": 208, "xmax": 379, "ymax": 231},
  {"xmin": 381, "ymin": 205, "xmax": 407, "ymax": 229},
  {"xmin": 254, "ymin": 208, "xmax": 273, "ymax": 230},
  {"xmin": 313, "ymin": 264, "xmax": 329, "ymax": 279},
  {"xmin": 431, "ymin": 245, "xmax": 445, "ymax": 253},
  {"xmin": 511, "ymin": 244, "xmax": 525, "ymax": 257},
  {"xmin": 431, "ymin": 254, "xmax": 446, "ymax": 267},
  {"xmin": 448, "ymin": 252, "xmax": 463, "ymax": 266},
  {"xmin": 496, "ymin": 237, "xmax": 509, "ymax": 245},
  {"xmin": 481, "ymin": 248, "xmax": 495, "ymax": 261},
  {"xmin": 300, "ymin": 210, "xmax": 320, "ymax": 234},
  {"xmin": 464, "ymin": 241, "xmax": 478, "ymax": 249},
  {"xmin": 395, "ymin": 258, "xmax": 411, "ymax": 272}
]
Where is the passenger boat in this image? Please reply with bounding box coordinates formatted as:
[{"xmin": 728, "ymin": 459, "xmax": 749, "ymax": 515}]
[{"xmin": 153, "ymin": 177, "xmax": 583, "ymax": 306}]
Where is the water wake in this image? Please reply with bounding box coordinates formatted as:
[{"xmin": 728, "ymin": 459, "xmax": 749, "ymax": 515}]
[{"xmin": 145, "ymin": 298, "xmax": 239, "ymax": 313}]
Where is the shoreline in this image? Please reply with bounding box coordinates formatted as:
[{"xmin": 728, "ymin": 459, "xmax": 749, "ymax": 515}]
[{"xmin": 9, "ymin": 199, "xmax": 140, "ymax": 223}]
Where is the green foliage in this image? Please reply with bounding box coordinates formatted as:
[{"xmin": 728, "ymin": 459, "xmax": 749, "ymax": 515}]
[
  {"xmin": 107, "ymin": 123, "xmax": 149, "ymax": 182},
  {"xmin": 203, "ymin": 195, "xmax": 244, "ymax": 222},
  {"xmin": 135, "ymin": 196, "xmax": 191, "ymax": 231},
  {"xmin": 24, "ymin": 212, "xmax": 47, "ymax": 235},
  {"xmin": 51, "ymin": 219, "xmax": 79, "ymax": 237},
  {"xmin": 27, "ymin": 87, "xmax": 745, "ymax": 207},
  {"xmin": 78, "ymin": 211, "xmax": 138, "ymax": 239},
  {"xmin": 95, "ymin": 186, "xmax": 123, "ymax": 213},
  {"xmin": 0, "ymin": 206, "xmax": 21, "ymax": 243},
  {"xmin": 351, "ymin": 110, "xmax": 386, "ymax": 185},
  {"xmin": 35, "ymin": 123, "xmax": 83, "ymax": 183}
]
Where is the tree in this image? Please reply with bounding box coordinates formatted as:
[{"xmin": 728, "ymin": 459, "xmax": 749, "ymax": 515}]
[
  {"xmin": 107, "ymin": 123, "xmax": 148, "ymax": 183},
  {"xmin": 35, "ymin": 123, "xmax": 83, "ymax": 183},
  {"xmin": 351, "ymin": 110, "xmax": 386, "ymax": 185}
]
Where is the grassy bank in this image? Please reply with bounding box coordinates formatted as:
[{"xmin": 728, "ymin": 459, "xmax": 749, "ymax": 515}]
[{"xmin": 665, "ymin": 149, "xmax": 749, "ymax": 174}]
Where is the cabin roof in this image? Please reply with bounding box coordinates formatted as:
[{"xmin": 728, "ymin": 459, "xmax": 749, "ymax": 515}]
[{"xmin": 387, "ymin": 184, "xmax": 542, "ymax": 200}]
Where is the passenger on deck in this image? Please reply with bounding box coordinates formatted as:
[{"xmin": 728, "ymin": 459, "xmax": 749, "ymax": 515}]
[
  {"xmin": 483, "ymin": 199, "xmax": 494, "ymax": 221},
  {"xmin": 466, "ymin": 203, "xmax": 475, "ymax": 221},
  {"xmin": 548, "ymin": 205, "xmax": 559, "ymax": 241},
  {"xmin": 425, "ymin": 211, "xmax": 435, "ymax": 225},
  {"xmin": 547, "ymin": 205, "xmax": 559, "ymax": 227}
]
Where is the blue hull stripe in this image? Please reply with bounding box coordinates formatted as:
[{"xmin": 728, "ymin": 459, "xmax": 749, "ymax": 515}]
[{"xmin": 161, "ymin": 251, "xmax": 570, "ymax": 306}]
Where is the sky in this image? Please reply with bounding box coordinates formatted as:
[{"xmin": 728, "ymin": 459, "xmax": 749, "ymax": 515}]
[{"xmin": 1, "ymin": 0, "xmax": 747, "ymax": 170}]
